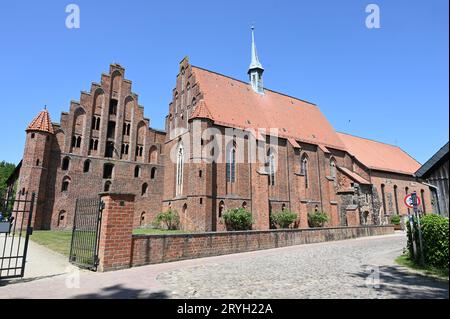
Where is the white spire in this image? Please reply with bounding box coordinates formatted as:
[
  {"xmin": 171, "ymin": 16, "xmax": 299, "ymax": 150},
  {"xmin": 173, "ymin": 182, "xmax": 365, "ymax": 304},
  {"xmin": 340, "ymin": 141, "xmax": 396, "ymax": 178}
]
[{"xmin": 248, "ymin": 26, "xmax": 264, "ymax": 71}]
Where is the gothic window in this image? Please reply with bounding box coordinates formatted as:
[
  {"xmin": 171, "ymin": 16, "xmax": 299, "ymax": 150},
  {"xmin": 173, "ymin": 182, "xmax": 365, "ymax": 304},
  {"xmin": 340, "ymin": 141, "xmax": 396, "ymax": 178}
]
[
  {"xmin": 381, "ymin": 184, "xmax": 387, "ymax": 215},
  {"xmin": 61, "ymin": 177, "xmax": 70, "ymax": 192},
  {"xmin": 186, "ymin": 83, "xmax": 191, "ymax": 106},
  {"xmin": 218, "ymin": 201, "xmax": 225, "ymax": 217},
  {"xmin": 57, "ymin": 210, "xmax": 67, "ymax": 228},
  {"xmin": 96, "ymin": 117, "xmax": 101, "ymax": 130},
  {"xmin": 109, "ymin": 99, "xmax": 118, "ymax": 115},
  {"xmin": 149, "ymin": 145, "xmax": 158, "ymax": 164},
  {"xmin": 420, "ymin": 189, "xmax": 426, "ymax": 213},
  {"xmin": 31, "ymin": 133, "xmax": 35, "ymax": 139},
  {"xmin": 76, "ymin": 136, "xmax": 82, "ymax": 148},
  {"xmin": 123, "ymin": 123, "xmax": 131, "ymax": 136},
  {"xmin": 226, "ymin": 143, "xmax": 236, "ymax": 183},
  {"xmin": 104, "ymin": 181, "xmax": 112, "ymax": 192},
  {"xmin": 36, "ymin": 159, "xmax": 40, "ymax": 166},
  {"xmin": 394, "ymin": 185, "xmax": 399, "ymax": 215},
  {"xmin": 151, "ymin": 167, "xmax": 157, "ymax": 180},
  {"xmin": 176, "ymin": 144, "xmax": 184, "ymax": 196},
  {"xmin": 103, "ymin": 163, "xmax": 114, "ymax": 179},
  {"xmin": 140, "ymin": 212, "xmax": 146, "ymax": 226},
  {"xmin": 105, "ymin": 142, "xmax": 114, "ymax": 158},
  {"xmin": 242, "ymin": 202, "xmax": 247, "ymax": 209},
  {"xmin": 192, "ymin": 97, "xmax": 197, "ymax": 107},
  {"xmin": 301, "ymin": 154, "xmax": 309, "ymax": 189},
  {"xmin": 267, "ymin": 148, "xmax": 276, "ymax": 186},
  {"xmin": 134, "ymin": 166, "xmax": 141, "ymax": 178},
  {"xmin": 62, "ymin": 157, "xmax": 70, "ymax": 171},
  {"xmin": 94, "ymin": 139, "xmax": 99, "ymax": 151},
  {"xmin": 330, "ymin": 158, "xmax": 337, "ymax": 179},
  {"xmin": 107, "ymin": 121, "xmax": 116, "ymax": 139},
  {"xmin": 83, "ymin": 160, "xmax": 91, "ymax": 173},
  {"xmin": 141, "ymin": 183, "xmax": 148, "ymax": 196}
]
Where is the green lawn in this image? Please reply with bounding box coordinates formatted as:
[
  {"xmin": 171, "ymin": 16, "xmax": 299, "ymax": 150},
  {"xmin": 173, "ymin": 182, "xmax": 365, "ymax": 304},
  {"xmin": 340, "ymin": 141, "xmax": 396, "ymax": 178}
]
[
  {"xmin": 31, "ymin": 230, "xmax": 72, "ymax": 256},
  {"xmin": 30, "ymin": 229, "xmax": 191, "ymax": 256},
  {"xmin": 395, "ymin": 254, "xmax": 449, "ymax": 281}
]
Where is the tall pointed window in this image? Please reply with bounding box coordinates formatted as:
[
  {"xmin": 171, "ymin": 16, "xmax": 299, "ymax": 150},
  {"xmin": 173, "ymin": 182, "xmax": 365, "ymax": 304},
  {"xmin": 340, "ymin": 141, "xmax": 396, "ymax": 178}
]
[
  {"xmin": 226, "ymin": 143, "xmax": 236, "ymax": 183},
  {"xmin": 267, "ymin": 148, "xmax": 275, "ymax": 186},
  {"xmin": 330, "ymin": 158, "xmax": 337, "ymax": 179},
  {"xmin": 301, "ymin": 154, "xmax": 309, "ymax": 189},
  {"xmin": 176, "ymin": 144, "xmax": 184, "ymax": 196}
]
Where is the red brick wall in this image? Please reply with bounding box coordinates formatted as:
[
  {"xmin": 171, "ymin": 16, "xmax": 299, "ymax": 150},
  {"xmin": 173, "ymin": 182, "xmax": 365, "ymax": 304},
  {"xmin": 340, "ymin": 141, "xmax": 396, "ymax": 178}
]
[
  {"xmin": 130, "ymin": 225, "xmax": 394, "ymax": 267},
  {"xmin": 98, "ymin": 193, "xmax": 135, "ymax": 272}
]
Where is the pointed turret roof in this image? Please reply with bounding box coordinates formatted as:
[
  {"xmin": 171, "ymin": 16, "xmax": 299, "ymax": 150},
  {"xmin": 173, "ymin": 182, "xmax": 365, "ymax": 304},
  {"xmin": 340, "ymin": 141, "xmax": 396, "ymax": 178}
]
[
  {"xmin": 26, "ymin": 108, "xmax": 54, "ymax": 134},
  {"xmin": 248, "ymin": 26, "xmax": 264, "ymax": 72},
  {"xmin": 189, "ymin": 99, "xmax": 214, "ymax": 121}
]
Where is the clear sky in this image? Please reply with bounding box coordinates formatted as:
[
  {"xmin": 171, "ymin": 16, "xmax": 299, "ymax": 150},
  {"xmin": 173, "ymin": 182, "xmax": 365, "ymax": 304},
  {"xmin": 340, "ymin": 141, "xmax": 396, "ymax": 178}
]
[{"xmin": 0, "ymin": 0, "xmax": 448, "ymax": 165}]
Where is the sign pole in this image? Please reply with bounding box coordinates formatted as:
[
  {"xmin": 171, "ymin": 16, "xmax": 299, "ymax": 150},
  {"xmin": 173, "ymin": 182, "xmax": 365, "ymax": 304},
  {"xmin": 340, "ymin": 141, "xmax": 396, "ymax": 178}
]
[{"xmin": 412, "ymin": 192, "xmax": 425, "ymax": 266}]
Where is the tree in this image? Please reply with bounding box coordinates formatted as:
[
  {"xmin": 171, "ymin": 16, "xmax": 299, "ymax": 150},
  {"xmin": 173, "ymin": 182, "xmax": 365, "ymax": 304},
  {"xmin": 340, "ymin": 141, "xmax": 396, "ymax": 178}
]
[{"xmin": 0, "ymin": 161, "xmax": 16, "ymax": 196}]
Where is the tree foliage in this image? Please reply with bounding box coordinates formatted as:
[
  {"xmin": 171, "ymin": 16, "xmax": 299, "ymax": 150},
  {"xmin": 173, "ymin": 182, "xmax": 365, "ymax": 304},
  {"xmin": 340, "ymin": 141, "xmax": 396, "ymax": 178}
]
[
  {"xmin": 223, "ymin": 207, "xmax": 253, "ymax": 231},
  {"xmin": 0, "ymin": 161, "xmax": 15, "ymax": 197},
  {"xmin": 271, "ymin": 210, "xmax": 298, "ymax": 229}
]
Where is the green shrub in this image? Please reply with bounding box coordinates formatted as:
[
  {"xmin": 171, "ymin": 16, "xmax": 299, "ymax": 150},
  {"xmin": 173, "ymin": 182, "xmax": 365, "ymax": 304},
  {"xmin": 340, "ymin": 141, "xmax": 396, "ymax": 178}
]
[
  {"xmin": 308, "ymin": 212, "xmax": 329, "ymax": 228},
  {"xmin": 420, "ymin": 214, "xmax": 449, "ymax": 269},
  {"xmin": 390, "ymin": 215, "xmax": 401, "ymax": 225},
  {"xmin": 152, "ymin": 209, "xmax": 180, "ymax": 230},
  {"xmin": 406, "ymin": 214, "xmax": 449, "ymax": 269},
  {"xmin": 222, "ymin": 208, "xmax": 253, "ymax": 231},
  {"xmin": 271, "ymin": 210, "xmax": 298, "ymax": 229}
]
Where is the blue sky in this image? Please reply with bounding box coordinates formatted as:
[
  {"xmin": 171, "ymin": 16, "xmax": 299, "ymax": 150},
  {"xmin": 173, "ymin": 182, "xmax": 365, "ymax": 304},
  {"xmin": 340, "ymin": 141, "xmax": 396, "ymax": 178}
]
[{"xmin": 0, "ymin": 0, "xmax": 448, "ymax": 164}]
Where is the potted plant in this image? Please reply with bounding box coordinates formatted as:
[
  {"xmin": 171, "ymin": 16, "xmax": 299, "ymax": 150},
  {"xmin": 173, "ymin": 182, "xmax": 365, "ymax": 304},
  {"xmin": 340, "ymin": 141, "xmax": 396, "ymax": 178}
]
[{"xmin": 390, "ymin": 215, "xmax": 402, "ymax": 230}]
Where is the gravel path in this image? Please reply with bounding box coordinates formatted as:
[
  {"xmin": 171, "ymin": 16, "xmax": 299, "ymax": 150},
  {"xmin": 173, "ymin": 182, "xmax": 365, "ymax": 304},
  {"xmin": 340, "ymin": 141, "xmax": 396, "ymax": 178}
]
[{"xmin": 0, "ymin": 233, "xmax": 447, "ymax": 299}]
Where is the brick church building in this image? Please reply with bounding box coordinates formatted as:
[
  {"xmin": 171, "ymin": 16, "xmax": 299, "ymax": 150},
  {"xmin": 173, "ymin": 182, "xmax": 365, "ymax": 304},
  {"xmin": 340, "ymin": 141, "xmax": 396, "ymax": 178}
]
[{"xmin": 11, "ymin": 29, "xmax": 433, "ymax": 231}]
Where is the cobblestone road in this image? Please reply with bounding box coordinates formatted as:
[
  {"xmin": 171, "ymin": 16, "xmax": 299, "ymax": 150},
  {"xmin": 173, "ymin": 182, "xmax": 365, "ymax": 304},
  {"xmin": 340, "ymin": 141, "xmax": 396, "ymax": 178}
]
[
  {"xmin": 156, "ymin": 233, "xmax": 448, "ymax": 299},
  {"xmin": 0, "ymin": 233, "xmax": 447, "ymax": 299}
]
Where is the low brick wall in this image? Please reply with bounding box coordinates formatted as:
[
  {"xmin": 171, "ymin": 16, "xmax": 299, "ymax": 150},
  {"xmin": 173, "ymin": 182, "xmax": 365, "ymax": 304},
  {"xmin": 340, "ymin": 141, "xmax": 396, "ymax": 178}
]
[{"xmin": 130, "ymin": 225, "xmax": 394, "ymax": 267}]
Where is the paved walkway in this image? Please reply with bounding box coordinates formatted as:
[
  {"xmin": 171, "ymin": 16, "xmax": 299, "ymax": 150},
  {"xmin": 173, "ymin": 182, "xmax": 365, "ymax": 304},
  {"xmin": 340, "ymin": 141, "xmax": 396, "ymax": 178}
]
[{"xmin": 0, "ymin": 233, "xmax": 447, "ymax": 299}]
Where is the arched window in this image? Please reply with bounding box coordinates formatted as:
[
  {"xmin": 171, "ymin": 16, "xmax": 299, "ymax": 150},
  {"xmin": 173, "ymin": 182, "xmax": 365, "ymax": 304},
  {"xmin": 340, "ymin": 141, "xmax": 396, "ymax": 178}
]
[
  {"xmin": 62, "ymin": 157, "xmax": 70, "ymax": 171},
  {"xmin": 104, "ymin": 181, "xmax": 112, "ymax": 192},
  {"xmin": 301, "ymin": 154, "xmax": 309, "ymax": 189},
  {"xmin": 83, "ymin": 160, "xmax": 91, "ymax": 173},
  {"xmin": 420, "ymin": 189, "xmax": 426, "ymax": 213},
  {"xmin": 393, "ymin": 185, "xmax": 399, "ymax": 215},
  {"xmin": 31, "ymin": 133, "xmax": 35, "ymax": 139},
  {"xmin": 76, "ymin": 136, "xmax": 82, "ymax": 148},
  {"xmin": 149, "ymin": 145, "xmax": 158, "ymax": 164},
  {"xmin": 218, "ymin": 201, "xmax": 225, "ymax": 217},
  {"xmin": 36, "ymin": 159, "xmax": 40, "ymax": 166},
  {"xmin": 151, "ymin": 167, "xmax": 157, "ymax": 180},
  {"xmin": 330, "ymin": 158, "xmax": 337, "ymax": 179},
  {"xmin": 267, "ymin": 148, "xmax": 276, "ymax": 186},
  {"xmin": 186, "ymin": 83, "xmax": 191, "ymax": 106},
  {"xmin": 282, "ymin": 203, "xmax": 286, "ymax": 211},
  {"xmin": 103, "ymin": 163, "xmax": 114, "ymax": 179},
  {"xmin": 96, "ymin": 117, "xmax": 101, "ymax": 130},
  {"xmin": 61, "ymin": 177, "xmax": 71, "ymax": 192},
  {"xmin": 242, "ymin": 201, "xmax": 247, "ymax": 209},
  {"xmin": 192, "ymin": 97, "xmax": 197, "ymax": 107},
  {"xmin": 141, "ymin": 183, "xmax": 148, "ymax": 196},
  {"xmin": 57, "ymin": 210, "xmax": 67, "ymax": 228},
  {"xmin": 381, "ymin": 184, "xmax": 387, "ymax": 215},
  {"xmin": 134, "ymin": 166, "xmax": 141, "ymax": 178},
  {"xmin": 226, "ymin": 143, "xmax": 236, "ymax": 183},
  {"xmin": 176, "ymin": 144, "xmax": 184, "ymax": 196},
  {"xmin": 94, "ymin": 139, "xmax": 99, "ymax": 151},
  {"xmin": 140, "ymin": 212, "xmax": 146, "ymax": 226},
  {"xmin": 109, "ymin": 98, "xmax": 118, "ymax": 115}
]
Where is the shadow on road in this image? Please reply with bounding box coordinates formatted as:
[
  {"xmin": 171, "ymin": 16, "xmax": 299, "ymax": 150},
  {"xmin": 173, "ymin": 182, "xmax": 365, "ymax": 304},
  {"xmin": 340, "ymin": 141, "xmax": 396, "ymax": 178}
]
[
  {"xmin": 350, "ymin": 265, "xmax": 449, "ymax": 299},
  {"xmin": 73, "ymin": 284, "xmax": 170, "ymax": 299}
]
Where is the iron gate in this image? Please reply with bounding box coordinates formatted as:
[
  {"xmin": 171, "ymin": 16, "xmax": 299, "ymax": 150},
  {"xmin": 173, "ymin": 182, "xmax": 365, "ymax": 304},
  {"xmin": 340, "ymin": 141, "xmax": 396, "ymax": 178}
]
[
  {"xmin": 69, "ymin": 197, "xmax": 104, "ymax": 271},
  {"xmin": 0, "ymin": 192, "xmax": 35, "ymax": 280}
]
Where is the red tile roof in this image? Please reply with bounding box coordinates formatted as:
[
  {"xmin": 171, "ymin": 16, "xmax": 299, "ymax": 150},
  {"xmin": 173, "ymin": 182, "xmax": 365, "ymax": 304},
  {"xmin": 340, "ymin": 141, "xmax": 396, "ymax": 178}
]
[
  {"xmin": 191, "ymin": 66, "xmax": 346, "ymax": 151},
  {"xmin": 338, "ymin": 166, "xmax": 371, "ymax": 185},
  {"xmin": 26, "ymin": 109, "xmax": 54, "ymax": 134},
  {"xmin": 189, "ymin": 99, "xmax": 214, "ymax": 121},
  {"xmin": 337, "ymin": 132, "xmax": 421, "ymax": 175}
]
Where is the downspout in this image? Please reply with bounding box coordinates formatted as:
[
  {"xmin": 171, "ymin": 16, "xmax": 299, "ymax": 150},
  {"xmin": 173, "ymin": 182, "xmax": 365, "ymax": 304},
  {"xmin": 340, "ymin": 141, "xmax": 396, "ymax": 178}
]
[{"xmin": 316, "ymin": 147, "xmax": 324, "ymax": 212}]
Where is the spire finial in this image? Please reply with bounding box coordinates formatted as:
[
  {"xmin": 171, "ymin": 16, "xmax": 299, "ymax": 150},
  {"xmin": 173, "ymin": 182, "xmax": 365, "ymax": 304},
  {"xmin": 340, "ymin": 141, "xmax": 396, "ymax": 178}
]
[{"xmin": 44, "ymin": 105, "xmax": 47, "ymax": 110}]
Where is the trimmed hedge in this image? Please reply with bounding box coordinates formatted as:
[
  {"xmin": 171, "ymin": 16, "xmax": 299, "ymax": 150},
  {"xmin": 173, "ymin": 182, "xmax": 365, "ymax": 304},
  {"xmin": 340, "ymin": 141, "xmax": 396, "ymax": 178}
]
[
  {"xmin": 308, "ymin": 212, "xmax": 329, "ymax": 228},
  {"xmin": 407, "ymin": 214, "xmax": 449, "ymax": 269},
  {"xmin": 152, "ymin": 209, "xmax": 180, "ymax": 230}
]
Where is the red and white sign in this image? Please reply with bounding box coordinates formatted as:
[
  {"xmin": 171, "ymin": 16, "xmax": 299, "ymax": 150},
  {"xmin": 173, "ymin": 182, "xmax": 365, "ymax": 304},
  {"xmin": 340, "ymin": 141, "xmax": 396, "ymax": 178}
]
[{"xmin": 404, "ymin": 193, "xmax": 421, "ymax": 208}]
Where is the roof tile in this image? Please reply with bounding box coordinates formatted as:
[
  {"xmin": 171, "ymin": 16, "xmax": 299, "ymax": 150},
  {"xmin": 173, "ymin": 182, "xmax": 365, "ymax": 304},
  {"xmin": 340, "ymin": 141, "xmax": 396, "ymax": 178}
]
[{"xmin": 26, "ymin": 109, "xmax": 54, "ymax": 134}]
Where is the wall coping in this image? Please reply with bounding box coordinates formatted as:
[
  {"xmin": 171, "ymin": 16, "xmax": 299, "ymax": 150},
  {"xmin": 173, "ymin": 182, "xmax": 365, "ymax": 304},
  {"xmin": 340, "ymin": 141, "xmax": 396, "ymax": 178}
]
[{"xmin": 132, "ymin": 225, "xmax": 394, "ymax": 239}]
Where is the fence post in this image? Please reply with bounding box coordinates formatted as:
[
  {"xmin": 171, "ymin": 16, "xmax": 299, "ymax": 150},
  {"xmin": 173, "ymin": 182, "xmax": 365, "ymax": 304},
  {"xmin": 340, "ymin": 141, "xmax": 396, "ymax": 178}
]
[{"xmin": 97, "ymin": 192, "xmax": 135, "ymax": 272}]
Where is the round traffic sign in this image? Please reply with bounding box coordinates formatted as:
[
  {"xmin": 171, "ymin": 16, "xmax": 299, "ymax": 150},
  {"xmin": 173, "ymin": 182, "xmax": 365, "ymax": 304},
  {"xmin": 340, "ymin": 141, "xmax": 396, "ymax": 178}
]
[{"xmin": 404, "ymin": 193, "xmax": 421, "ymax": 209}]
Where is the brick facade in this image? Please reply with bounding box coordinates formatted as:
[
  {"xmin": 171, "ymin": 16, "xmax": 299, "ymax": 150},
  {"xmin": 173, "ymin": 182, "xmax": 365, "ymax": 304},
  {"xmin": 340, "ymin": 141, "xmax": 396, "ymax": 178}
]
[{"xmin": 16, "ymin": 61, "xmax": 433, "ymax": 231}]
